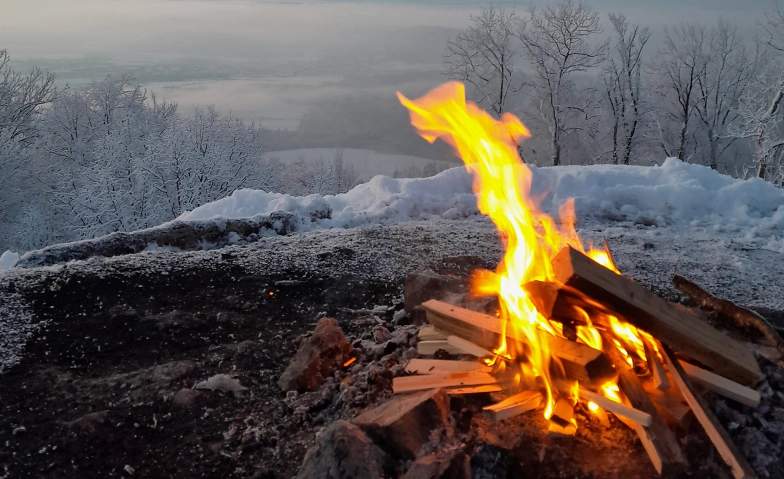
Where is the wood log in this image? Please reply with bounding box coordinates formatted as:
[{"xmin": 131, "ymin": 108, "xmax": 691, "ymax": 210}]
[
  {"xmin": 602, "ymin": 334, "xmax": 687, "ymax": 475},
  {"xmin": 405, "ymin": 359, "xmax": 491, "ymax": 375},
  {"xmin": 393, "ymin": 372, "xmax": 498, "ymax": 394},
  {"xmin": 552, "ymin": 246, "xmax": 762, "ymax": 387},
  {"xmin": 645, "ymin": 342, "xmax": 670, "ymax": 391},
  {"xmin": 483, "ymin": 390, "xmax": 542, "ymax": 421},
  {"xmin": 679, "ymin": 360, "xmax": 761, "ymax": 408},
  {"xmin": 661, "ymin": 346, "xmax": 757, "ymax": 479},
  {"xmin": 548, "ymin": 397, "xmax": 577, "ymax": 435},
  {"xmin": 673, "ymin": 274, "xmax": 784, "ymax": 356},
  {"xmin": 422, "ymin": 300, "xmax": 617, "ymax": 386}
]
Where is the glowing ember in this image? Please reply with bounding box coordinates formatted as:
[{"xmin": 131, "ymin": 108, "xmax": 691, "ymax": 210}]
[
  {"xmin": 398, "ymin": 82, "xmax": 651, "ymax": 425},
  {"xmin": 343, "ymin": 357, "xmax": 357, "ymax": 367}
]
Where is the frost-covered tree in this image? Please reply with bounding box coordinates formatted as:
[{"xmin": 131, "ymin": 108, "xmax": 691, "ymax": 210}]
[
  {"xmin": 444, "ymin": 5, "xmax": 522, "ymax": 117},
  {"xmin": 518, "ymin": 0, "xmax": 607, "ymax": 166},
  {"xmin": 603, "ymin": 14, "xmax": 651, "ymax": 165}
]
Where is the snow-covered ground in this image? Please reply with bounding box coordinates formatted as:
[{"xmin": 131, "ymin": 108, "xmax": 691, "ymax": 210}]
[
  {"xmin": 266, "ymin": 148, "xmax": 453, "ymax": 179},
  {"xmin": 179, "ymin": 158, "xmax": 784, "ymax": 252}
]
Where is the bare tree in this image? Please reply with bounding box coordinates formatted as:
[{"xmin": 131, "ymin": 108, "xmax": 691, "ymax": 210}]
[
  {"xmin": 603, "ymin": 14, "xmax": 651, "ymax": 165},
  {"xmin": 694, "ymin": 19, "xmax": 756, "ymax": 170},
  {"xmin": 444, "ymin": 5, "xmax": 521, "ymax": 117},
  {"xmin": 0, "ymin": 49, "xmax": 57, "ymax": 144},
  {"xmin": 518, "ymin": 0, "xmax": 607, "ymax": 166},
  {"xmin": 651, "ymin": 23, "xmax": 708, "ymax": 161}
]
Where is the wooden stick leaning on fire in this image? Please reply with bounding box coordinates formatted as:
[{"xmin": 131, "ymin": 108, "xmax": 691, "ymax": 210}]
[{"xmin": 395, "ymin": 245, "xmax": 763, "ymax": 478}]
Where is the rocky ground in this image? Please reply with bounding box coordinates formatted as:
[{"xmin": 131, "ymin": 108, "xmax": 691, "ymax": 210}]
[{"xmin": 1, "ymin": 218, "xmax": 783, "ymax": 478}]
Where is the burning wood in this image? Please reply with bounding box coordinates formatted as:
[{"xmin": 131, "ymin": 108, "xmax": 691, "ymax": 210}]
[
  {"xmin": 392, "ymin": 372, "xmax": 499, "ymax": 394},
  {"xmin": 482, "ymin": 390, "xmax": 542, "ymax": 421},
  {"xmin": 551, "ymin": 246, "xmax": 762, "ymax": 387},
  {"xmin": 422, "ymin": 300, "xmax": 617, "ymax": 386},
  {"xmin": 645, "ymin": 341, "xmax": 670, "ymax": 391},
  {"xmin": 548, "ymin": 398, "xmax": 577, "ymax": 435},
  {"xmin": 405, "ymin": 358, "xmax": 491, "ymax": 375}
]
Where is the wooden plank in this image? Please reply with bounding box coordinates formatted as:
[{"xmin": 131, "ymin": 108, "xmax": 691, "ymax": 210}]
[
  {"xmin": 643, "ymin": 380, "xmax": 693, "ymax": 430},
  {"xmin": 645, "ymin": 342, "xmax": 670, "ymax": 390},
  {"xmin": 416, "ymin": 340, "xmax": 464, "ymax": 355},
  {"xmin": 483, "ymin": 390, "xmax": 542, "ymax": 421},
  {"xmin": 417, "ymin": 325, "xmax": 449, "ymax": 341},
  {"xmin": 680, "ymin": 360, "xmax": 761, "ymax": 407},
  {"xmin": 393, "ymin": 372, "xmax": 497, "ymax": 394},
  {"xmin": 662, "ymin": 346, "xmax": 757, "ymax": 479},
  {"xmin": 602, "ymin": 335, "xmax": 688, "ymax": 475},
  {"xmin": 446, "ymin": 335, "xmax": 494, "ymax": 358},
  {"xmin": 405, "ymin": 359, "xmax": 491, "ymax": 375},
  {"xmin": 422, "ymin": 300, "xmax": 617, "ymax": 385},
  {"xmin": 552, "ymin": 246, "xmax": 762, "ymax": 387},
  {"xmin": 578, "ymin": 388, "xmax": 652, "ymax": 427}
]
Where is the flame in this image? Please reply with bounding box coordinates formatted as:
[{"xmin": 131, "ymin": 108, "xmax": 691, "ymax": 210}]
[{"xmin": 398, "ymin": 82, "xmax": 652, "ymax": 424}]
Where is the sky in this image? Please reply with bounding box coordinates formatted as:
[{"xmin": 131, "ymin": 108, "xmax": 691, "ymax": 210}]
[{"xmin": 0, "ymin": 0, "xmax": 777, "ymax": 151}]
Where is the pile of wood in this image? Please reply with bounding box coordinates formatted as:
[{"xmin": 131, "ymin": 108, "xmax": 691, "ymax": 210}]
[{"xmin": 396, "ymin": 246, "xmax": 778, "ymax": 479}]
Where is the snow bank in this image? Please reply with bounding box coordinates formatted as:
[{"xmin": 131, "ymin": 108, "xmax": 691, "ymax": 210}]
[
  {"xmin": 0, "ymin": 251, "xmax": 19, "ymax": 273},
  {"xmin": 178, "ymin": 158, "xmax": 784, "ymax": 249}
]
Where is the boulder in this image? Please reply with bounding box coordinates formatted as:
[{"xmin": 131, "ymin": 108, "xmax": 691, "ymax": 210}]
[
  {"xmin": 403, "ymin": 450, "xmax": 471, "ymax": 479},
  {"xmin": 279, "ymin": 318, "xmax": 353, "ymax": 392},
  {"xmin": 296, "ymin": 420, "xmax": 388, "ymax": 479}
]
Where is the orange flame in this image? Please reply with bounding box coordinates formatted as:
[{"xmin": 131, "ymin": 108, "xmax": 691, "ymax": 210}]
[{"xmin": 398, "ymin": 82, "xmax": 653, "ymax": 424}]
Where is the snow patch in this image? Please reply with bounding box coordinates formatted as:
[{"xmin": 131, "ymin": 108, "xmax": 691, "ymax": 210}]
[{"xmin": 0, "ymin": 251, "xmax": 20, "ymax": 272}]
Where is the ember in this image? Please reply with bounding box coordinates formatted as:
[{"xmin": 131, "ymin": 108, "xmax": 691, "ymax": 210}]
[{"xmin": 392, "ymin": 82, "xmax": 770, "ymax": 478}]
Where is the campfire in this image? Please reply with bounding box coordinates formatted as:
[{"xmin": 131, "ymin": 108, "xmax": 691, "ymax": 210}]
[{"xmin": 386, "ymin": 83, "xmax": 769, "ymax": 478}]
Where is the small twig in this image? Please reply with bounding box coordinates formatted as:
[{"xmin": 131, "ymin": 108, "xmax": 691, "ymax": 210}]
[{"xmin": 672, "ymin": 275, "xmax": 784, "ymax": 356}]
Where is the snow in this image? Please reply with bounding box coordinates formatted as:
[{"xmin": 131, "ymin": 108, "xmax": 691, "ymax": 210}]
[
  {"xmin": 179, "ymin": 158, "xmax": 784, "ymax": 251},
  {"xmin": 0, "ymin": 250, "xmax": 19, "ymax": 272}
]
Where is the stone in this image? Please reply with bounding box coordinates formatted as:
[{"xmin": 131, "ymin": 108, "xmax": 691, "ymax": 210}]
[
  {"xmin": 195, "ymin": 374, "xmax": 247, "ymax": 393},
  {"xmin": 353, "ymin": 388, "xmax": 449, "ymax": 459},
  {"xmin": 65, "ymin": 410, "xmax": 110, "ymax": 435},
  {"xmin": 403, "ymin": 450, "xmax": 471, "ymax": 479},
  {"xmin": 404, "ymin": 271, "xmax": 464, "ymax": 313},
  {"xmin": 296, "ymin": 420, "xmax": 388, "ymax": 479},
  {"xmin": 172, "ymin": 388, "xmax": 202, "ymax": 407},
  {"xmin": 279, "ymin": 318, "xmax": 353, "ymax": 392}
]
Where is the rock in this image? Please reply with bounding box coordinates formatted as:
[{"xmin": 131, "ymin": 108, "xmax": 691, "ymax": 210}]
[
  {"xmin": 296, "ymin": 420, "xmax": 388, "ymax": 479},
  {"xmin": 404, "ymin": 271, "xmax": 464, "ymax": 313},
  {"xmin": 353, "ymin": 388, "xmax": 449, "ymax": 459},
  {"xmin": 393, "ymin": 309, "xmax": 409, "ymax": 325},
  {"xmin": 172, "ymin": 388, "xmax": 202, "ymax": 407},
  {"xmin": 279, "ymin": 318, "xmax": 353, "ymax": 392},
  {"xmin": 373, "ymin": 325, "xmax": 391, "ymax": 344},
  {"xmin": 65, "ymin": 410, "xmax": 110, "ymax": 434},
  {"xmin": 403, "ymin": 450, "xmax": 471, "ymax": 479},
  {"xmin": 195, "ymin": 374, "xmax": 247, "ymax": 393}
]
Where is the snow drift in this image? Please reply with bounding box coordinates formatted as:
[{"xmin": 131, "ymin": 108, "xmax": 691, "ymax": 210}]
[{"xmin": 180, "ymin": 158, "xmax": 784, "ymax": 244}]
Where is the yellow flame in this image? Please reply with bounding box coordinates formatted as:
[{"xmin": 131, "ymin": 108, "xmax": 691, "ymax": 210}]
[
  {"xmin": 587, "ymin": 401, "xmax": 600, "ymax": 412},
  {"xmin": 398, "ymin": 82, "xmax": 655, "ymax": 420}
]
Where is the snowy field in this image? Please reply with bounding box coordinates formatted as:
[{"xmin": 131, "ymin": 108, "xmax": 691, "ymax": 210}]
[{"xmin": 265, "ymin": 148, "xmax": 453, "ymax": 180}]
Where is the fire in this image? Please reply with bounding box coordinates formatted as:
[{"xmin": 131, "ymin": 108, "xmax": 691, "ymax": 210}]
[{"xmin": 398, "ymin": 82, "xmax": 649, "ymax": 424}]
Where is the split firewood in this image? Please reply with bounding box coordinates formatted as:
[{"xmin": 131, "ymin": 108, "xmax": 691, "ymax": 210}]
[
  {"xmin": 405, "ymin": 358, "xmax": 491, "ymax": 375},
  {"xmin": 661, "ymin": 346, "xmax": 757, "ymax": 479},
  {"xmin": 552, "ymin": 246, "xmax": 762, "ymax": 387},
  {"xmin": 549, "ymin": 398, "xmax": 577, "ymax": 435},
  {"xmin": 483, "ymin": 390, "xmax": 542, "ymax": 421},
  {"xmin": 602, "ymin": 334, "xmax": 688, "ymax": 475},
  {"xmin": 678, "ymin": 360, "xmax": 761, "ymax": 408},
  {"xmin": 673, "ymin": 274, "xmax": 784, "ymax": 357},
  {"xmin": 446, "ymin": 335, "xmax": 495, "ymax": 358},
  {"xmin": 392, "ymin": 372, "xmax": 498, "ymax": 394},
  {"xmin": 645, "ymin": 342, "xmax": 670, "ymax": 391},
  {"xmin": 416, "ymin": 340, "xmax": 464, "ymax": 355},
  {"xmin": 643, "ymin": 380, "xmax": 693, "ymax": 430},
  {"xmin": 578, "ymin": 388, "xmax": 652, "ymax": 427},
  {"xmin": 422, "ymin": 300, "xmax": 617, "ymax": 386},
  {"xmin": 447, "ymin": 385, "xmax": 503, "ymax": 395},
  {"xmin": 417, "ymin": 325, "xmax": 449, "ymax": 341}
]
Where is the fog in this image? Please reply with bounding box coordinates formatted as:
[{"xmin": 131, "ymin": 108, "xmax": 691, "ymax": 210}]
[{"xmin": 1, "ymin": 0, "xmax": 775, "ymax": 159}]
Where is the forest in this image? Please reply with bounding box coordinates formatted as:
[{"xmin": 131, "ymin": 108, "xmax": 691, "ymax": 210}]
[{"xmin": 2, "ymin": 0, "xmax": 784, "ymax": 253}]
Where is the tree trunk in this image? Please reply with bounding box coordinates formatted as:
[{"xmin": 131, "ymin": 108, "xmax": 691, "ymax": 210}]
[
  {"xmin": 552, "ymin": 128, "xmax": 561, "ymax": 166},
  {"xmin": 677, "ymin": 121, "xmax": 688, "ymax": 161},
  {"xmin": 757, "ymin": 135, "xmax": 767, "ymax": 180},
  {"xmin": 708, "ymin": 130, "xmax": 718, "ymax": 170},
  {"xmin": 611, "ymin": 119, "xmax": 619, "ymax": 165},
  {"xmin": 622, "ymin": 116, "xmax": 638, "ymax": 166}
]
